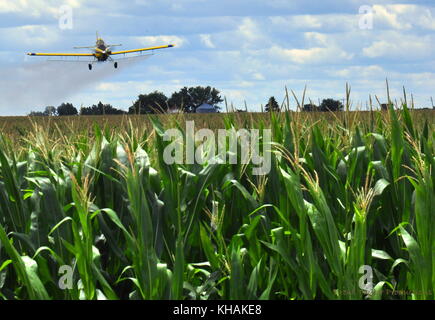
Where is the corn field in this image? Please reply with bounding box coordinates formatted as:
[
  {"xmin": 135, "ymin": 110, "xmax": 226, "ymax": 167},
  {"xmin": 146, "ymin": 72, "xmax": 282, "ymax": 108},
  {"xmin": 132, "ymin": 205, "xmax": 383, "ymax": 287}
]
[{"xmin": 0, "ymin": 105, "xmax": 434, "ymax": 300}]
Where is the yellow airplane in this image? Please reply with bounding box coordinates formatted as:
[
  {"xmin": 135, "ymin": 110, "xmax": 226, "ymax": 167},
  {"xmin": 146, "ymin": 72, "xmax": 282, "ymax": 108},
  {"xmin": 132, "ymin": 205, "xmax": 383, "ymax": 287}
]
[{"xmin": 27, "ymin": 33, "xmax": 175, "ymax": 70}]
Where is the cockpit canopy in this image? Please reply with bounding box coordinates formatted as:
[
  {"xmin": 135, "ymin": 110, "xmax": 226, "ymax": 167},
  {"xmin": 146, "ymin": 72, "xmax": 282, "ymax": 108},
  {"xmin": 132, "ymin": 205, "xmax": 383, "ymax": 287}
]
[{"xmin": 96, "ymin": 39, "xmax": 106, "ymax": 50}]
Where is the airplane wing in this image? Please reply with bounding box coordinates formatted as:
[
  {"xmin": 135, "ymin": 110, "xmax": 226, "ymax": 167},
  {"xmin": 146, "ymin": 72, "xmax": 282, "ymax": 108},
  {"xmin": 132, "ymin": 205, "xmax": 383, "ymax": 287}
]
[
  {"xmin": 110, "ymin": 44, "xmax": 174, "ymax": 55},
  {"xmin": 27, "ymin": 52, "xmax": 94, "ymax": 57},
  {"xmin": 112, "ymin": 53, "xmax": 153, "ymax": 61}
]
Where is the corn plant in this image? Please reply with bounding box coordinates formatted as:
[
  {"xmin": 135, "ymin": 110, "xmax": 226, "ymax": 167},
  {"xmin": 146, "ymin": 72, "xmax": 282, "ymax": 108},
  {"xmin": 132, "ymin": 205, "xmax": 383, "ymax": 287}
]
[{"xmin": 0, "ymin": 102, "xmax": 433, "ymax": 300}]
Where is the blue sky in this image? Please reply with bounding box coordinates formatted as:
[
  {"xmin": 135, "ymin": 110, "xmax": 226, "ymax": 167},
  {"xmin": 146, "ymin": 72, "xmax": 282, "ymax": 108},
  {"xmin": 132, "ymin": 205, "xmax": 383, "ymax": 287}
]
[{"xmin": 0, "ymin": 0, "xmax": 434, "ymax": 115}]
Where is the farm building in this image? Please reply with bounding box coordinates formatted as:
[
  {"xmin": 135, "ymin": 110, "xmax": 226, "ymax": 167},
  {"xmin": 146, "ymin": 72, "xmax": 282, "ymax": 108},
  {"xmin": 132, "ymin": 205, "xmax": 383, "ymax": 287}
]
[{"xmin": 196, "ymin": 103, "xmax": 217, "ymax": 113}]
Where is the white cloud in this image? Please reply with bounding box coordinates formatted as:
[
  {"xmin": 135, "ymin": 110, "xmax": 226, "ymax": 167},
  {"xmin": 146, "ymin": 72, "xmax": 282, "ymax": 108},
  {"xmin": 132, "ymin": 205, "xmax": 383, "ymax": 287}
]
[
  {"xmin": 363, "ymin": 34, "xmax": 433, "ymax": 59},
  {"xmin": 333, "ymin": 65, "xmax": 385, "ymax": 78},
  {"xmin": 200, "ymin": 34, "xmax": 215, "ymax": 48},
  {"xmin": 304, "ymin": 32, "xmax": 328, "ymax": 46},
  {"xmin": 134, "ymin": 35, "xmax": 186, "ymax": 47},
  {"xmin": 0, "ymin": 25, "xmax": 60, "ymax": 47},
  {"xmin": 370, "ymin": 4, "xmax": 435, "ymax": 31},
  {"xmin": 373, "ymin": 5, "xmax": 412, "ymax": 30},
  {"xmin": 95, "ymin": 82, "xmax": 124, "ymax": 91},
  {"xmin": 269, "ymin": 5, "xmax": 435, "ymax": 32},
  {"xmin": 0, "ymin": 0, "xmax": 82, "ymax": 17},
  {"xmin": 271, "ymin": 45, "xmax": 353, "ymax": 64},
  {"xmin": 252, "ymin": 72, "xmax": 265, "ymax": 80},
  {"xmin": 270, "ymin": 14, "xmax": 356, "ymax": 31},
  {"xmin": 237, "ymin": 17, "xmax": 263, "ymax": 43}
]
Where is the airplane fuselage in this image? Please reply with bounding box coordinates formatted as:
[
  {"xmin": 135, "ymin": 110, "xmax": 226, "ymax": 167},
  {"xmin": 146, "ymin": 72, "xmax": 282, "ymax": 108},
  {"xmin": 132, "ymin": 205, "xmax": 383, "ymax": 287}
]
[
  {"xmin": 94, "ymin": 39, "xmax": 111, "ymax": 61},
  {"xmin": 94, "ymin": 52, "xmax": 109, "ymax": 61}
]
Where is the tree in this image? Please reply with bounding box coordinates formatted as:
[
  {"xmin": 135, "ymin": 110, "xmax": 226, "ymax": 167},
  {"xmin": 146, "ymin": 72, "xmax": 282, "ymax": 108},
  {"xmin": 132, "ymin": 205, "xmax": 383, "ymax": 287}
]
[
  {"xmin": 319, "ymin": 99, "xmax": 343, "ymax": 112},
  {"xmin": 80, "ymin": 102, "xmax": 125, "ymax": 115},
  {"xmin": 28, "ymin": 111, "xmax": 45, "ymax": 116},
  {"xmin": 169, "ymin": 86, "xmax": 223, "ymax": 113},
  {"xmin": 44, "ymin": 106, "xmax": 57, "ymax": 116},
  {"xmin": 168, "ymin": 88, "xmax": 191, "ymax": 112},
  {"xmin": 303, "ymin": 103, "xmax": 319, "ymax": 112},
  {"xmin": 265, "ymin": 96, "xmax": 280, "ymax": 112},
  {"xmin": 57, "ymin": 103, "xmax": 78, "ymax": 116},
  {"xmin": 129, "ymin": 91, "xmax": 168, "ymax": 114},
  {"xmin": 28, "ymin": 106, "xmax": 57, "ymax": 116},
  {"xmin": 189, "ymin": 86, "xmax": 223, "ymax": 112}
]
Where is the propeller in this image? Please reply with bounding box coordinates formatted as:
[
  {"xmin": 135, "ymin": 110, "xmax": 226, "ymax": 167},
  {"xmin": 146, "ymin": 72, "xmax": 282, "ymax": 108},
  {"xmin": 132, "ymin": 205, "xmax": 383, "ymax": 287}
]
[
  {"xmin": 94, "ymin": 44, "xmax": 122, "ymax": 55},
  {"xmin": 95, "ymin": 47, "xmax": 113, "ymax": 55}
]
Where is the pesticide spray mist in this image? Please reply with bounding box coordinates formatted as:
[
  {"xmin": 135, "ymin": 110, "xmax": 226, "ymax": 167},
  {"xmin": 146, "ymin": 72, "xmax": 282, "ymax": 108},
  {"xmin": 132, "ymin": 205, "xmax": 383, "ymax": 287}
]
[{"xmin": 0, "ymin": 55, "xmax": 150, "ymax": 116}]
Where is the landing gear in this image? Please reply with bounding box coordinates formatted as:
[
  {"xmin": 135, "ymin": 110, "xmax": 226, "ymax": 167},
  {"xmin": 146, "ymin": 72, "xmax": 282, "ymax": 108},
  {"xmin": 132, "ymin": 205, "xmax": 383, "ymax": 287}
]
[
  {"xmin": 114, "ymin": 62, "xmax": 118, "ymax": 69},
  {"xmin": 88, "ymin": 64, "xmax": 92, "ymax": 70}
]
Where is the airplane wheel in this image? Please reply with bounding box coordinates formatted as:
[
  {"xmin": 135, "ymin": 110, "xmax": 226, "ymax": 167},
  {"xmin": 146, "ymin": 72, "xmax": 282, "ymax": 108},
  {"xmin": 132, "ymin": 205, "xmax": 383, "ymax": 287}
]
[
  {"xmin": 114, "ymin": 62, "xmax": 118, "ymax": 69},
  {"xmin": 88, "ymin": 64, "xmax": 92, "ymax": 70}
]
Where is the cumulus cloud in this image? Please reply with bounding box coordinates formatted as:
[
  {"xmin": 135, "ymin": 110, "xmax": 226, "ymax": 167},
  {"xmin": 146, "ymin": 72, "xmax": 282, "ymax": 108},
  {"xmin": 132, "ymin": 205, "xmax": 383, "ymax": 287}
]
[
  {"xmin": 0, "ymin": 24, "xmax": 60, "ymax": 47},
  {"xmin": 333, "ymin": 65, "xmax": 386, "ymax": 78},
  {"xmin": 363, "ymin": 34, "xmax": 434, "ymax": 59},
  {"xmin": 0, "ymin": 0, "xmax": 82, "ymax": 17},
  {"xmin": 252, "ymin": 72, "xmax": 265, "ymax": 80},
  {"xmin": 134, "ymin": 35, "xmax": 186, "ymax": 47},
  {"xmin": 270, "ymin": 46, "xmax": 352, "ymax": 64},
  {"xmin": 270, "ymin": 14, "xmax": 357, "ymax": 32},
  {"xmin": 200, "ymin": 34, "xmax": 215, "ymax": 48},
  {"xmin": 373, "ymin": 4, "xmax": 435, "ymax": 30}
]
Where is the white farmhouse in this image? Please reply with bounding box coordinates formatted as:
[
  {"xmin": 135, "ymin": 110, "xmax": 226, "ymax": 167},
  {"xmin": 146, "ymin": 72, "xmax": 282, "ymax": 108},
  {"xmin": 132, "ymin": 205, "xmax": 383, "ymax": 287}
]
[{"xmin": 196, "ymin": 103, "xmax": 217, "ymax": 113}]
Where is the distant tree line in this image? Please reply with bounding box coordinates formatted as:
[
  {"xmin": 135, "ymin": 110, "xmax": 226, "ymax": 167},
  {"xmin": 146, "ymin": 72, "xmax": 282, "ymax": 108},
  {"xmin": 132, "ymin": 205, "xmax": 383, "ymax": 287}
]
[
  {"xmin": 130, "ymin": 86, "xmax": 223, "ymax": 114},
  {"xmin": 28, "ymin": 102, "xmax": 126, "ymax": 117},
  {"xmin": 28, "ymin": 88, "xmax": 359, "ymax": 116},
  {"xmin": 261, "ymin": 97, "xmax": 345, "ymax": 113},
  {"xmin": 80, "ymin": 102, "xmax": 126, "ymax": 115},
  {"xmin": 28, "ymin": 86, "xmax": 224, "ymax": 116},
  {"xmin": 302, "ymin": 99, "xmax": 344, "ymax": 112}
]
